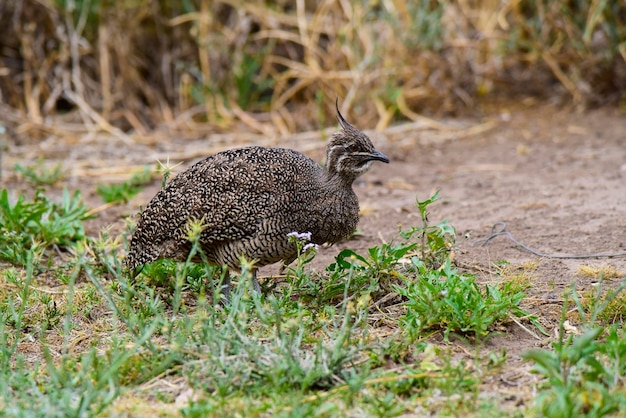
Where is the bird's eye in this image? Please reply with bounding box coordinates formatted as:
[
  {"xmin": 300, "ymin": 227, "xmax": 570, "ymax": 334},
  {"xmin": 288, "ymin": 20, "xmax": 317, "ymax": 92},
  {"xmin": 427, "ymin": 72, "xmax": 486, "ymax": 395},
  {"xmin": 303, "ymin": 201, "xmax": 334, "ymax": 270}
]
[{"xmin": 346, "ymin": 144, "xmax": 359, "ymax": 152}]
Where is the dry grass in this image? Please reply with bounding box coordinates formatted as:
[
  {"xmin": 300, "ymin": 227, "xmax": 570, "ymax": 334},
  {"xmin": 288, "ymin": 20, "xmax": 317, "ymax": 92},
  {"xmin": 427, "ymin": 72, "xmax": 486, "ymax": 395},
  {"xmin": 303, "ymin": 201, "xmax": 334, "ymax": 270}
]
[
  {"xmin": 577, "ymin": 263, "xmax": 626, "ymax": 280},
  {"xmin": 0, "ymin": 0, "xmax": 624, "ymax": 143}
]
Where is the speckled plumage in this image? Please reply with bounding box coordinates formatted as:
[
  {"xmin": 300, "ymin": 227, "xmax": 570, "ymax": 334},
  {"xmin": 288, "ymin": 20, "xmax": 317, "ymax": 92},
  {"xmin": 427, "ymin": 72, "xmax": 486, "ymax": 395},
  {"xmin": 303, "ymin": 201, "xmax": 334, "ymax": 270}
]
[{"xmin": 125, "ymin": 105, "xmax": 389, "ymax": 292}]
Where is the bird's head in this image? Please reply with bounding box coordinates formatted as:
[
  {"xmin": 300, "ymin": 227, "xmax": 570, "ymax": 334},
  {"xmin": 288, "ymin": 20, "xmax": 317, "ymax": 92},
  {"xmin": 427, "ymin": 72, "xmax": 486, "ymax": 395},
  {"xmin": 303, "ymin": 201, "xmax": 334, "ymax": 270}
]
[{"xmin": 326, "ymin": 101, "xmax": 389, "ymax": 180}]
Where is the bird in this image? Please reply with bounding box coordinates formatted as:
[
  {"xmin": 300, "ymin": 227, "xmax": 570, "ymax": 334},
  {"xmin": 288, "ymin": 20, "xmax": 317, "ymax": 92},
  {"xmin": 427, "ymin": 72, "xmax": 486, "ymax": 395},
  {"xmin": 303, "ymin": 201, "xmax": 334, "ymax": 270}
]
[{"xmin": 125, "ymin": 101, "xmax": 389, "ymax": 298}]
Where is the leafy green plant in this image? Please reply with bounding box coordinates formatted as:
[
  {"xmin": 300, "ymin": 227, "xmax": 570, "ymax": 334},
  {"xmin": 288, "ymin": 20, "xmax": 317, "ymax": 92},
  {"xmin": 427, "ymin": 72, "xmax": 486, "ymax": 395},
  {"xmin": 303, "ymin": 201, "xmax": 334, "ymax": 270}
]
[
  {"xmin": 137, "ymin": 258, "xmax": 221, "ymax": 305},
  {"xmin": 310, "ymin": 190, "xmax": 456, "ymax": 309},
  {"xmin": 524, "ymin": 326, "xmax": 626, "ymax": 417},
  {"xmin": 400, "ymin": 190, "xmax": 455, "ymax": 269},
  {"xmin": 396, "ymin": 257, "xmax": 535, "ymax": 341},
  {"xmin": 392, "ymin": 191, "xmax": 533, "ymax": 341},
  {"xmin": 0, "ymin": 188, "xmax": 91, "ymax": 266},
  {"xmin": 323, "ymin": 241, "xmax": 416, "ymax": 300},
  {"xmin": 314, "ymin": 191, "xmax": 452, "ymax": 305},
  {"xmin": 0, "ymin": 185, "xmax": 532, "ymax": 416},
  {"xmin": 15, "ymin": 159, "xmax": 65, "ymax": 186},
  {"xmin": 523, "ymin": 278, "xmax": 626, "ymax": 417},
  {"xmin": 96, "ymin": 165, "xmax": 153, "ymax": 204},
  {"xmin": 233, "ymin": 51, "xmax": 274, "ymax": 110},
  {"xmin": 330, "ymin": 242, "xmax": 417, "ymax": 280}
]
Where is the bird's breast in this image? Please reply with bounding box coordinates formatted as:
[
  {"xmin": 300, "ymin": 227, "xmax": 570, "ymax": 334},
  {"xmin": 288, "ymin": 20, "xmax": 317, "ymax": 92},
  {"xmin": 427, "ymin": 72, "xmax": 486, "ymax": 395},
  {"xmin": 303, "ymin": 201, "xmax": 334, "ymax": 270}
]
[{"xmin": 305, "ymin": 187, "xmax": 359, "ymax": 244}]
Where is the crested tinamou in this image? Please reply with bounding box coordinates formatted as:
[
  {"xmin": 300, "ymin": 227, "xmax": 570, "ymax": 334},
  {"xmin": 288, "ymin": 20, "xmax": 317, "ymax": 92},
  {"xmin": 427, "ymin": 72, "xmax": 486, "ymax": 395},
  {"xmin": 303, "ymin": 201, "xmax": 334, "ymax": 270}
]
[{"xmin": 125, "ymin": 102, "xmax": 389, "ymax": 298}]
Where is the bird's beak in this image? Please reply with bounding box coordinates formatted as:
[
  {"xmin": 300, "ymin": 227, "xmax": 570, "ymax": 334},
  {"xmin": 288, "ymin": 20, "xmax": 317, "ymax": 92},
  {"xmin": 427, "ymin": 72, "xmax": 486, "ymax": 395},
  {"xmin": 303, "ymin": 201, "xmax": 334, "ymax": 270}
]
[{"xmin": 369, "ymin": 150, "xmax": 390, "ymax": 163}]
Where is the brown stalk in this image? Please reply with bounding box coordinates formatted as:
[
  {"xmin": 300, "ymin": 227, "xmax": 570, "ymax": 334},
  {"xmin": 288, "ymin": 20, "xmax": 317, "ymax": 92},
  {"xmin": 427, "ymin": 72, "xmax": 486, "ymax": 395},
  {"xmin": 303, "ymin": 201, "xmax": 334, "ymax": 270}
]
[
  {"xmin": 20, "ymin": 24, "xmax": 42, "ymax": 123},
  {"xmin": 197, "ymin": 0, "xmax": 216, "ymax": 124},
  {"xmin": 98, "ymin": 24, "xmax": 112, "ymax": 122}
]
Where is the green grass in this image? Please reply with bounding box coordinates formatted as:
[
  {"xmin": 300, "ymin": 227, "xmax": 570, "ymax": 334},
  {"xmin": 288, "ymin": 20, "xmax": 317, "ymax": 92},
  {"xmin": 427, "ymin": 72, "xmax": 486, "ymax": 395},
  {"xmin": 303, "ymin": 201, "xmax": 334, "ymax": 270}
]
[
  {"xmin": 15, "ymin": 159, "xmax": 65, "ymax": 186},
  {"xmin": 523, "ymin": 280, "xmax": 626, "ymax": 417},
  {"xmin": 395, "ymin": 257, "xmax": 537, "ymax": 342},
  {"xmin": 96, "ymin": 165, "xmax": 154, "ymax": 204},
  {"xmin": 0, "ymin": 188, "xmax": 91, "ymax": 267},
  {"xmin": 1, "ymin": 187, "xmax": 626, "ymax": 416}
]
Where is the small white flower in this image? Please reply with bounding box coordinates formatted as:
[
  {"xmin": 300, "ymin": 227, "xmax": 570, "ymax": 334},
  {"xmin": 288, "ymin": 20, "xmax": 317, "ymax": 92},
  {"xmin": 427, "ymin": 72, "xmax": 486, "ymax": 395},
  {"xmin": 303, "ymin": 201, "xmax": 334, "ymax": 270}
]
[
  {"xmin": 287, "ymin": 231, "xmax": 312, "ymax": 241},
  {"xmin": 302, "ymin": 243, "xmax": 319, "ymax": 253}
]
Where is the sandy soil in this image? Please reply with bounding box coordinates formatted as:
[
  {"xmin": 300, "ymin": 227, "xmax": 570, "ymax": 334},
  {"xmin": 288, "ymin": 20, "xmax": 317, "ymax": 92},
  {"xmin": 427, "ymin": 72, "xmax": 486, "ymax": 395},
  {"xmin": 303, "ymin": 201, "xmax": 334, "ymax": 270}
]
[
  {"xmin": 358, "ymin": 103, "xmax": 626, "ymax": 288},
  {"xmin": 3, "ymin": 101, "xmax": 626, "ymax": 408}
]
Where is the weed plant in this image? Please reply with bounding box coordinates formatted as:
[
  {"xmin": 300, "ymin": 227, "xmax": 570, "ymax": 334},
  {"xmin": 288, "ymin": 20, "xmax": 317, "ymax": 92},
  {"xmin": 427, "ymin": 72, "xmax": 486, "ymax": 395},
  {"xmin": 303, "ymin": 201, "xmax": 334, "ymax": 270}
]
[
  {"xmin": 2, "ymin": 185, "xmax": 625, "ymax": 416},
  {"xmin": 0, "ymin": 188, "xmax": 91, "ymax": 267},
  {"xmin": 396, "ymin": 257, "xmax": 533, "ymax": 342},
  {"xmin": 96, "ymin": 165, "xmax": 154, "ymax": 204},
  {"xmin": 523, "ymin": 277, "xmax": 626, "ymax": 417},
  {"xmin": 14, "ymin": 159, "xmax": 65, "ymax": 186}
]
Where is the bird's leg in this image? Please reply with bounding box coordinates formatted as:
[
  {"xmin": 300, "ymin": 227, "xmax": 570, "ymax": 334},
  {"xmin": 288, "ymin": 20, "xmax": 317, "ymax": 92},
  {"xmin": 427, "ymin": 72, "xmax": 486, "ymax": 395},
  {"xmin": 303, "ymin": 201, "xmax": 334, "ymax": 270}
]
[
  {"xmin": 250, "ymin": 269, "xmax": 261, "ymax": 293},
  {"xmin": 218, "ymin": 270, "xmax": 231, "ymax": 304},
  {"xmin": 220, "ymin": 268, "xmax": 259, "ymax": 304}
]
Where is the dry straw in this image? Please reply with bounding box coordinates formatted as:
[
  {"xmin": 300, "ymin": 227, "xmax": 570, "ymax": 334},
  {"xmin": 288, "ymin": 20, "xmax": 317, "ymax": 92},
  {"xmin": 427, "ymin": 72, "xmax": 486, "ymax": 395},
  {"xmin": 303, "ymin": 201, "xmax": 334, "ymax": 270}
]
[{"xmin": 0, "ymin": 0, "xmax": 624, "ymax": 140}]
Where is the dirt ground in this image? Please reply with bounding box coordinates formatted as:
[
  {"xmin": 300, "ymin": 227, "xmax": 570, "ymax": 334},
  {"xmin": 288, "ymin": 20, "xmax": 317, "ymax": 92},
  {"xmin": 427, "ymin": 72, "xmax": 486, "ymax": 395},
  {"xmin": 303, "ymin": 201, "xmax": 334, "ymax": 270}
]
[
  {"xmin": 356, "ymin": 102, "xmax": 626, "ymax": 406},
  {"xmin": 320, "ymin": 102, "xmax": 624, "ymax": 406},
  {"xmin": 4, "ymin": 101, "xmax": 626, "ymax": 407}
]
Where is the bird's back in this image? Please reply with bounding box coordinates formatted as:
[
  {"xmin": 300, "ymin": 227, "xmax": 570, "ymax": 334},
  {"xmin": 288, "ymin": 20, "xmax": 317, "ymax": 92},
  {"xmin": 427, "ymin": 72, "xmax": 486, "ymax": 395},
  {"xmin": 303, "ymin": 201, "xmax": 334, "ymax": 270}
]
[{"xmin": 126, "ymin": 146, "xmax": 358, "ymax": 271}]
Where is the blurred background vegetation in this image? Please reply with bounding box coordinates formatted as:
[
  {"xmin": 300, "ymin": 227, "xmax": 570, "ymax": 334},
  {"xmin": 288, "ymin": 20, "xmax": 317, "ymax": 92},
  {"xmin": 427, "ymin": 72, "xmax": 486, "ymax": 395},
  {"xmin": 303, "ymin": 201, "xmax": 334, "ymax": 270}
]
[{"xmin": 0, "ymin": 0, "xmax": 624, "ymax": 136}]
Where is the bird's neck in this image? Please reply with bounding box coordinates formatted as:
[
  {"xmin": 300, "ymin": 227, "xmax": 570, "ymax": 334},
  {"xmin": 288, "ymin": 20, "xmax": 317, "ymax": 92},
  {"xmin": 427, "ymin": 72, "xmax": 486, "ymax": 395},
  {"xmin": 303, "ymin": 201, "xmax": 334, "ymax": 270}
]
[{"xmin": 323, "ymin": 169, "xmax": 358, "ymax": 188}]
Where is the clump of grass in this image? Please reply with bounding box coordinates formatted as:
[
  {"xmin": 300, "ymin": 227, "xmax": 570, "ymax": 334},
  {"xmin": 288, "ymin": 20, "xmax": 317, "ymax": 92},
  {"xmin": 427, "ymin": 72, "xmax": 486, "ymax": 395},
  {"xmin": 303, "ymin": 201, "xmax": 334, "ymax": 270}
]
[
  {"xmin": 92, "ymin": 234, "xmax": 376, "ymax": 400},
  {"xmin": 523, "ymin": 277, "xmax": 626, "ymax": 417},
  {"xmin": 577, "ymin": 264, "xmax": 625, "ymax": 280},
  {"xmin": 579, "ymin": 274, "xmax": 626, "ymax": 324},
  {"xmin": 0, "ymin": 247, "xmax": 147, "ymax": 417},
  {"xmin": 15, "ymin": 159, "xmax": 65, "ymax": 186},
  {"xmin": 491, "ymin": 260, "xmax": 536, "ymax": 294},
  {"xmin": 591, "ymin": 292, "xmax": 626, "ymax": 324},
  {"xmin": 396, "ymin": 258, "xmax": 535, "ymax": 342},
  {"xmin": 96, "ymin": 166, "xmax": 153, "ymax": 204},
  {"xmin": 0, "ymin": 188, "xmax": 91, "ymax": 267}
]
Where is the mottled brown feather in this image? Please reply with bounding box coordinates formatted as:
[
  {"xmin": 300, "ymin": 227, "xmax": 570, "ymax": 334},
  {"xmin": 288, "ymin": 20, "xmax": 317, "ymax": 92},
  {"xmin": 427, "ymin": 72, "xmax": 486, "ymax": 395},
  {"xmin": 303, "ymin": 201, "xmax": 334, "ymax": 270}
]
[{"xmin": 125, "ymin": 109, "xmax": 389, "ymax": 281}]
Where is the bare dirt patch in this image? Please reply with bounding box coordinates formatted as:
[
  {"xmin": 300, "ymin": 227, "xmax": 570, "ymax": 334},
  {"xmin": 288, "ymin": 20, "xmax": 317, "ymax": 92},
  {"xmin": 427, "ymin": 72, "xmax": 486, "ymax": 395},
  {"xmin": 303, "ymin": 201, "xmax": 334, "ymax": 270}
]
[{"xmin": 349, "ymin": 102, "xmax": 626, "ymax": 406}]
